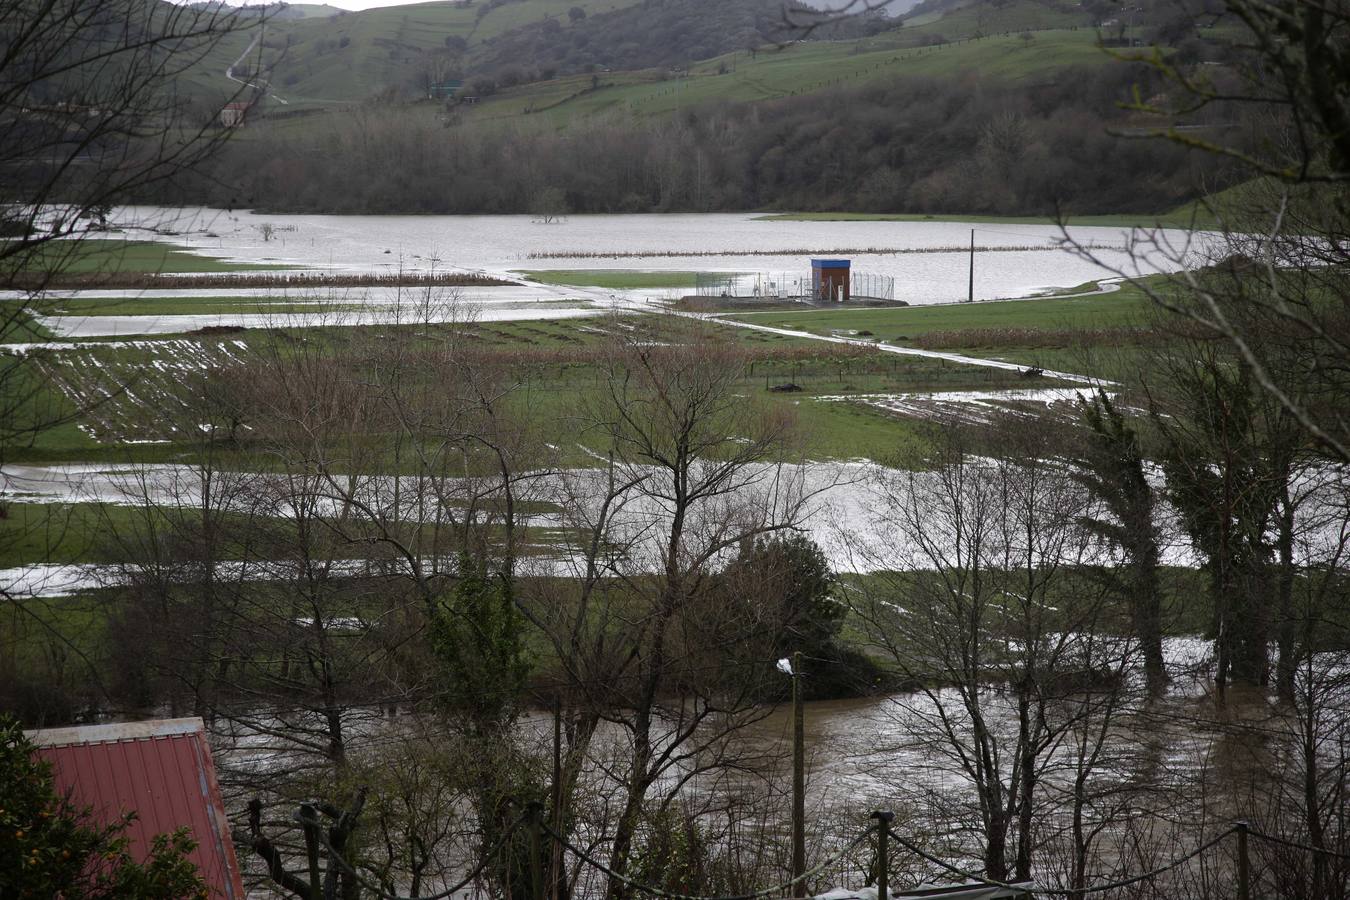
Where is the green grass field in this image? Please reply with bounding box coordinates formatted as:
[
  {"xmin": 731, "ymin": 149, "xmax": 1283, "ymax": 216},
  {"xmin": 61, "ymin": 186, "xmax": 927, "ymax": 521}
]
[
  {"xmin": 755, "ymin": 210, "xmax": 1205, "ymax": 228},
  {"xmin": 13, "ymin": 239, "xmax": 285, "ymax": 276},
  {"xmin": 723, "ymin": 283, "xmax": 1154, "ymax": 338},
  {"xmin": 0, "ymin": 503, "xmax": 136, "ymax": 568},
  {"xmin": 896, "ymin": 0, "xmax": 1092, "ymax": 44},
  {"xmin": 43, "ymin": 296, "xmax": 345, "ymax": 317},
  {"xmin": 2, "ymin": 310, "xmax": 1071, "ymax": 465}
]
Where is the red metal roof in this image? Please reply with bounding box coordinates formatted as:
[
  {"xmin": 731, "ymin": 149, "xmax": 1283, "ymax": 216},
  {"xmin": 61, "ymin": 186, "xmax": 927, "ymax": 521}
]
[{"xmin": 26, "ymin": 718, "xmax": 245, "ymax": 900}]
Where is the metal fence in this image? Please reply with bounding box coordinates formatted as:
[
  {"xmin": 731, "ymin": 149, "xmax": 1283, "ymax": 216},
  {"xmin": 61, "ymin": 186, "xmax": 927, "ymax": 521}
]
[
  {"xmin": 695, "ymin": 272, "xmax": 809, "ymax": 299},
  {"xmin": 850, "ymin": 271, "xmax": 896, "ymax": 301},
  {"xmin": 694, "ymin": 271, "xmax": 895, "ymax": 301}
]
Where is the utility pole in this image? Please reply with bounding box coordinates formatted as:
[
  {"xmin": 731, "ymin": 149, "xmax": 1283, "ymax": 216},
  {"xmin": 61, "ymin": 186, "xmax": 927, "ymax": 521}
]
[
  {"xmin": 791, "ymin": 650, "xmax": 806, "ymax": 898},
  {"xmin": 968, "ymin": 228, "xmax": 975, "ymax": 303}
]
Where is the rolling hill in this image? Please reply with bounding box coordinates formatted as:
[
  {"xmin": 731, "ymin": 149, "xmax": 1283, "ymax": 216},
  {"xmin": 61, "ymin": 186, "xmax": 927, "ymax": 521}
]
[
  {"xmin": 158, "ymin": 0, "xmax": 1246, "ymax": 218},
  {"xmin": 186, "ymin": 0, "xmax": 1188, "ymax": 113}
]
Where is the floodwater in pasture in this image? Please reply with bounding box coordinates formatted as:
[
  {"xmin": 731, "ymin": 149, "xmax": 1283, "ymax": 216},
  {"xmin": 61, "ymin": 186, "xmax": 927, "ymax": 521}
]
[
  {"xmin": 115, "ymin": 206, "xmax": 1200, "ymax": 304},
  {"xmin": 31, "ymin": 296, "xmax": 605, "ymax": 337},
  {"xmin": 11, "ymin": 206, "xmax": 1212, "ymax": 338},
  {"xmin": 9, "ymin": 454, "xmax": 1348, "ymax": 597},
  {"xmin": 0, "ymin": 458, "xmax": 1197, "ymax": 594},
  {"xmin": 203, "ymin": 633, "xmax": 1269, "ymax": 897},
  {"xmin": 22, "ymin": 454, "xmax": 1350, "ymax": 599}
]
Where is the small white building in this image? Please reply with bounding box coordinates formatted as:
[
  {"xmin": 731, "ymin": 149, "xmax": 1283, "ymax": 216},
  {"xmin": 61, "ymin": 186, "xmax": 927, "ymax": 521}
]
[{"xmin": 220, "ymin": 101, "xmax": 250, "ymax": 127}]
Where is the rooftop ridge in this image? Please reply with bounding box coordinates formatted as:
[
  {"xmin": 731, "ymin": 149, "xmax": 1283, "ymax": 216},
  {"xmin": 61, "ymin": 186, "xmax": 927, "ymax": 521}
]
[{"xmin": 25, "ymin": 716, "xmax": 206, "ymax": 747}]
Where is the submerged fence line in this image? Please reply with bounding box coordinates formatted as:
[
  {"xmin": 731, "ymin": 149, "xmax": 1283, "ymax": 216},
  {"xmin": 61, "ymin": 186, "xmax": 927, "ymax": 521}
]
[
  {"xmin": 270, "ymin": 803, "xmax": 1346, "ymax": 900},
  {"xmin": 526, "ymin": 242, "xmax": 1124, "ymax": 260},
  {"xmin": 14, "ymin": 270, "xmax": 515, "ymax": 291}
]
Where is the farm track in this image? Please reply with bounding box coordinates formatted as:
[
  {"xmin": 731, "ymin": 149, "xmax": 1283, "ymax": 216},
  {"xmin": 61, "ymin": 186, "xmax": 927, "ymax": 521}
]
[{"xmin": 498, "ymin": 270, "xmax": 1108, "ymax": 384}]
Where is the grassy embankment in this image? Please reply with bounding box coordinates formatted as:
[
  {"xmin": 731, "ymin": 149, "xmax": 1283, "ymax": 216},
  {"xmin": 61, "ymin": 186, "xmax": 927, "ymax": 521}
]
[
  {"xmin": 0, "ymin": 500, "xmax": 567, "ymax": 571},
  {"xmin": 5, "ymin": 239, "xmax": 292, "ymax": 338},
  {"xmin": 0, "ymin": 553, "xmax": 1220, "ymax": 704},
  {"xmin": 14, "ymin": 239, "xmax": 287, "ymax": 276},
  {"xmin": 5, "ymin": 239, "xmax": 302, "ymax": 327},
  {"xmin": 520, "ymin": 270, "xmax": 704, "ymax": 289}
]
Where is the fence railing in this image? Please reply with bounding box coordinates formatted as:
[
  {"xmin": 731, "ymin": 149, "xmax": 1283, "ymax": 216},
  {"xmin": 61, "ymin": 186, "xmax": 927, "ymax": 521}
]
[
  {"xmin": 290, "ymin": 803, "xmax": 1350, "ymax": 900},
  {"xmin": 694, "ymin": 272, "xmax": 896, "ymax": 302}
]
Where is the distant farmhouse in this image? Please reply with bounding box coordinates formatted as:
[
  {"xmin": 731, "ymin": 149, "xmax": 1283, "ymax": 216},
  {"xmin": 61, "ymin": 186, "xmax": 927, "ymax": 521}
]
[
  {"xmin": 220, "ymin": 100, "xmax": 251, "ymax": 127},
  {"xmin": 428, "ymin": 79, "xmax": 464, "ymax": 100}
]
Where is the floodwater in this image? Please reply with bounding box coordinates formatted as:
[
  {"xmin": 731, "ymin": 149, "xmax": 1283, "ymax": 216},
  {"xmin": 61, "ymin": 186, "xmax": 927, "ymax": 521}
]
[
  {"xmin": 7, "ymin": 450, "xmax": 1346, "ymax": 599},
  {"xmin": 111, "ymin": 206, "xmax": 1201, "ymax": 304},
  {"xmin": 11, "ymin": 206, "xmax": 1213, "ymax": 338},
  {"xmin": 0, "ymin": 454, "xmax": 1212, "ymax": 599}
]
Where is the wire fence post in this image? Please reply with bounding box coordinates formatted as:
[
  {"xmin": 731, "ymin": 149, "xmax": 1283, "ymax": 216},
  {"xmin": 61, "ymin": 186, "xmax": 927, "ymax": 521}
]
[
  {"xmin": 1236, "ymin": 820, "xmax": 1250, "ymax": 900},
  {"xmin": 870, "ymin": 811, "xmax": 894, "ymax": 900},
  {"xmin": 528, "ymin": 800, "xmax": 545, "ymax": 900}
]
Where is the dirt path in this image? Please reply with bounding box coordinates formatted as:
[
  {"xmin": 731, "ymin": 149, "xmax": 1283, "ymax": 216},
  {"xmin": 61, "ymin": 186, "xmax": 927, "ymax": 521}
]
[
  {"xmin": 699, "ymin": 315, "xmax": 1105, "ymax": 384},
  {"xmin": 484, "ymin": 270, "xmax": 1108, "ymax": 384},
  {"xmin": 226, "ymin": 33, "xmax": 288, "ymax": 106}
]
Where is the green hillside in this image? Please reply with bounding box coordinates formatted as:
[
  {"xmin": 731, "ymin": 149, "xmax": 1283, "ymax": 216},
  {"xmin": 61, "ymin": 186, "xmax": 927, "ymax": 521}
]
[
  {"xmin": 170, "ymin": 0, "xmax": 1219, "ymax": 115},
  {"xmin": 170, "ymin": 0, "xmax": 1243, "ymax": 217},
  {"xmin": 239, "ymin": 0, "xmax": 647, "ymax": 104},
  {"xmin": 465, "ymin": 27, "xmax": 1122, "ymax": 124}
]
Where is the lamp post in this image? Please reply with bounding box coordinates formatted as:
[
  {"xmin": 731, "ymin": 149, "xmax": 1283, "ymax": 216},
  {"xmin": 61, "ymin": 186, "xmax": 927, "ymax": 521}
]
[{"xmin": 779, "ymin": 652, "xmax": 806, "ymax": 898}]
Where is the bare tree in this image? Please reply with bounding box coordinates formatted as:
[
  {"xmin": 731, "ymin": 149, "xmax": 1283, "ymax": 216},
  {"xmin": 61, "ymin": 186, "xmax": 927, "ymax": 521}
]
[
  {"xmin": 0, "ymin": 0, "xmax": 255, "ymax": 702},
  {"xmin": 850, "ymin": 423, "xmax": 1137, "ymax": 884},
  {"xmin": 0, "ymin": 0, "xmax": 253, "ymax": 445},
  {"xmin": 1062, "ymin": 0, "xmax": 1350, "ymax": 464},
  {"xmin": 515, "ymin": 321, "xmax": 823, "ymax": 899}
]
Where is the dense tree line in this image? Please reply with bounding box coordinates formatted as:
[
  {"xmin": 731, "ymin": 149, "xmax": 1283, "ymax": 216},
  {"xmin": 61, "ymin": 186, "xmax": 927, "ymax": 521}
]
[{"xmin": 184, "ymin": 63, "xmax": 1226, "ymax": 216}]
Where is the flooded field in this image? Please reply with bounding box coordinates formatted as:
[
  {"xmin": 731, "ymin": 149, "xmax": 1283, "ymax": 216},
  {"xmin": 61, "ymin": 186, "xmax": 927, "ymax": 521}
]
[{"xmin": 110, "ymin": 206, "xmax": 1198, "ymax": 303}]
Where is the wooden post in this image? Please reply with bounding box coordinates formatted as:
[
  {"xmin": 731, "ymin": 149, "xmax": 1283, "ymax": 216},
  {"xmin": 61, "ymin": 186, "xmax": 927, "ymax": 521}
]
[
  {"xmin": 528, "ymin": 801, "xmax": 545, "ymax": 900},
  {"xmin": 870, "ymin": 810, "xmax": 894, "ymax": 900},
  {"xmin": 968, "ymin": 228, "xmax": 975, "ymax": 303},
  {"xmin": 792, "ymin": 650, "xmax": 806, "ymax": 898},
  {"xmin": 1236, "ymin": 820, "xmax": 1250, "ymax": 900}
]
